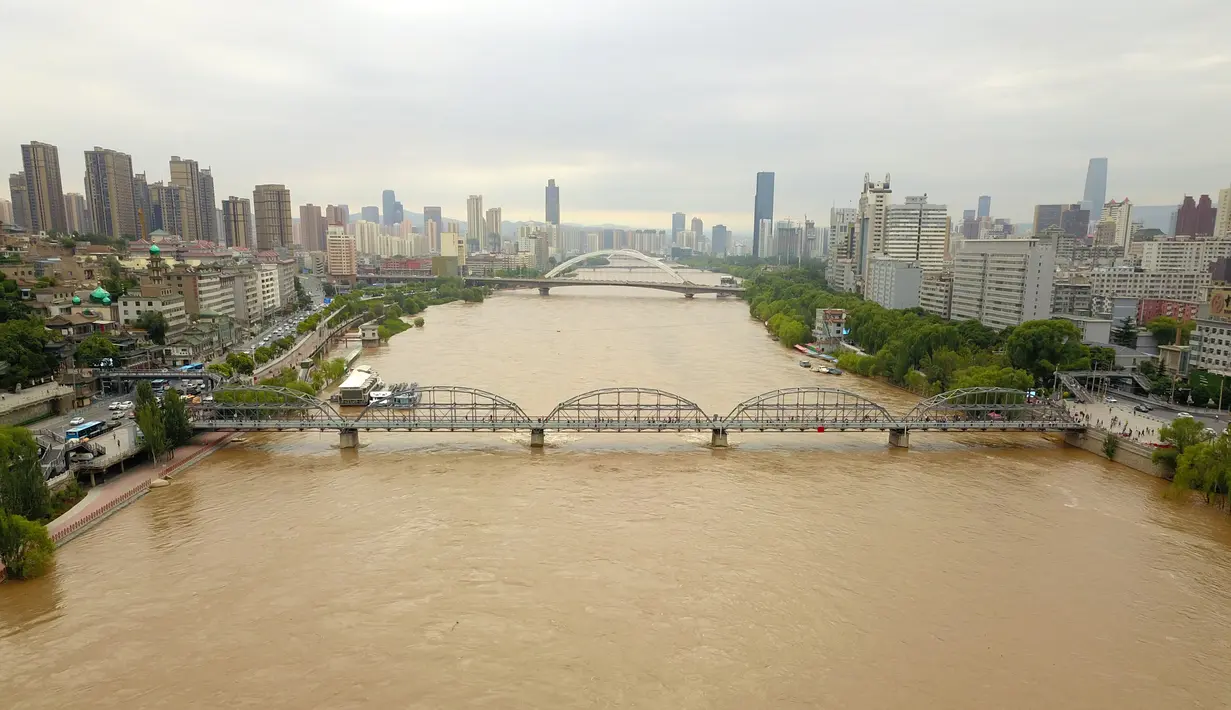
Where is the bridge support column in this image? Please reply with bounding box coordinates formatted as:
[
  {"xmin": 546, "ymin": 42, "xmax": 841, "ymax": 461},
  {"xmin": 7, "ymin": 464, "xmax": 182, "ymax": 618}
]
[
  {"xmin": 339, "ymin": 428, "xmax": 360, "ymax": 449},
  {"xmin": 710, "ymin": 428, "xmax": 728, "ymax": 447},
  {"xmin": 684, "ymin": 292, "xmax": 695, "ymax": 299},
  {"xmin": 538, "ymin": 287, "xmax": 551, "ymax": 296},
  {"xmin": 888, "ymin": 428, "xmax": 910, "ymax": 449},
  {"xmin": 529, "ymin": 427, "xmax": 546, "ymax": 448}
]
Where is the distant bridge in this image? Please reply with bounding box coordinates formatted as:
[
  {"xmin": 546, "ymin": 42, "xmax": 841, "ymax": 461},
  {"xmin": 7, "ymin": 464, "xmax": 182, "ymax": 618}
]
[
  {"xmin": 189, "ymin": 386, "xmax": 1082, "ymax": 449},
  {"xmin": 360, "ymin": 249, "xmax": 743, "ymax": 297}
]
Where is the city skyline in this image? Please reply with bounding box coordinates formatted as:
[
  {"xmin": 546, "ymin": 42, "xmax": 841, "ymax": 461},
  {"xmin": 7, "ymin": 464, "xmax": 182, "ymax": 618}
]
[{"xmin": 2, "ymin": 1, "xmax": 1229, "ymax": 231}]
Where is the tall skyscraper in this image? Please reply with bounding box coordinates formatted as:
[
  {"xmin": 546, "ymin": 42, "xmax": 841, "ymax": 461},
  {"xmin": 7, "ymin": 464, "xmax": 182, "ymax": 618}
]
[
  {"xmin": 382, "ymin": 190, "xmax": 397, "ymax": 226},
  {"xmin": 1175, "ymin": 194, "xmax": 1216, "ymax": 237},
  {"xmin": 829, "ymin": 207, "xmax": 859, "ymax": 260},
  {"xmin": 467, "ymin": 195, "xmax": 484, "ymax": 248},
  {"xmin": 199, "ymin": 168, "xmax": 217, "ymax": 242},
  {"xmin": 253, "ymin": 184, "xmax": 293, "ymax": 249},
  {"xmin": 423, "ymin": 206, "xmax": 443, "ymax": 243},
  {"xmin": 1032, "ymin": 204, "xmax": 1063, "ymax": 234},
  {"xmin": 884, "ymin": 196, "xmax": 948, "ymax": 271},
  {"xmin": 857, "ymin": 173, "xmax": 892, "ymax": 275},
  {"xmin": 64, "ymin": 193, "xmax": 91, "ymax": 234},
  {"xmin": 299, "ymin": 204, "xmax": 327, "ymax": 251},
  {"xmin": 132, "ymin": 173, "xmax": 151, "ymax": 239},
  {"xmin": 84, "ymin": 146, "xmax": 137, "ymax": 238},
  {"xmin": 712, "ymin": 224, "xmax": 730, "ymax": 256},
  {"xmin": 169, "ymin": 156, "xmax": 204, "ymax": 241},
  {"xmin": 545, "ymin": 179, "xmax": 560, "ymax": 225},
  {"xmin": 977, "ymin": 195, "xmax": 992, "ymax": 219},
  {"xmin": 149, "ymin": 182, "xmax": 187, "ymax": 236},
  {"xmin": 1216, "ymin": 186, "xmax": 1231, "ymax": 238},
  {"xmin": 753, "ymin": 172, "xmax": 775, "ymax": 257},
  {"xmin": 9, "ymin": 173, "xmax": 31, "ymax": 230},
  {"xmin": 326, "ymin": 204, "xmax": 349, "ymax": 226},
  {"xmin": 222, "ymin": 197, "xmax": 251, "ymax": 247},
  {"xmin": 672, "ymin": 212, "xmax": 686, "ymax": 243},
  {"xmin": 21, "ymin": 141, "xmax": 67, "ymax": 233},
  {"xmin": 691, "ymin": 217, "xmax": 704, "ymax": 240},
  {"xmin": 485, "ymin": 207, "xmax": 502, "ymax": 252},
  {"xmin": 361, "ymin": 206, "xmax": 379, "ymax": 223},
  {"xmin": 1103, "ymin": 198, "xmax": 1134, "ymax": 247},
  {"xmin": 1083, "ymin": 158, "xmax": 1109, "ymax": 223}
]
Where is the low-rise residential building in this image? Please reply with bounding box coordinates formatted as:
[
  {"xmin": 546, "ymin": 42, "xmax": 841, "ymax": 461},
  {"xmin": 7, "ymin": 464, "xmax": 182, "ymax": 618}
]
[
  {"xmin": 865, "ymin": 256, "xmax": 921, "ymax": 310},
  {"xmin": 1087, "ymin": 269, "xmax": 1211, "ymax": 302},
  {"xmin": 1189, "ymin": 287, "xmax": 1231, "ymax": 375},
  {"xmin": 919, "ymin": 271, "xmax": 953, "ymax": 320},
  {"xmin": 1051, "ymin": 277, "xmax": 1093, "ymax": 317},
  {"xmin": 950, "ymin": 238, "xmax": 1056, "ymax": 330},
  {"xmin": 1054, "ymin": 315, "xmax": 1113, "ymax": 345},
  {"xmin": 1137, "ymin": 298, "xmax": 1201, "ymax": 324},
  {"xmin": 825, "ymin": 257, "xmax": 859, "ymax": 294},
  {"xmin": 168, "ymin": 265, "xmax": 237, "ymax": 321}
]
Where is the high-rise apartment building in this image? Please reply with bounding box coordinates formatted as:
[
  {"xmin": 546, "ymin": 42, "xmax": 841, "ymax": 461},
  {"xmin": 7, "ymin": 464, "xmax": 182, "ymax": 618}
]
[
  {"xmin": 326, "ymin": 226, "xmax": 357, "ymax": 281},
  {"xmin": 8, "ymin": 173, "xmax": 30, "ymax": 230},
  {"xmin": 148, "ymin": 182, "xmax": 187, "ymax": 236},
  {"xmin": 0, "ymin": 198, "xmax": 11, "ymax": 228},
  {"xmin": 1032, "ymin": 204, "xmax": 1063, "ymax": 234},
  {"xmin": 883, "ymin": 196, "xmax": 948, "ymax": 271},
  {"xmin": 21, "ymin": 141, "xmax": 67, "ymax": 233},
  {"xmin": 169, "ymin": 156, "xmax": 204, "ymax": 241},
  {"xmin": 691, "ymin": 217, "xmax": 704, "ymax": 240},
  {"xmin": 326, "ymin": 204, "xmax": 349, "ymax": 227},
  {"xmin": 199, "ymin": 168, "xmax": 217, "ymax": 242},
  {"xmin": 84, "ymin": 146, "xmax": 137, "ymax": 238},
  {"xmin": 1060, "ymin": 203, "xmax": 1090, "ymax": 237},
  {"xmin": 423, "ymin": 206, "xmax": 442, "ymax": 238},
  {"xmin": 1175, "ymin": 194, "xmax": 1216, "ymax": 237},
  {"xmin": 950, "ymin": 238, "xmax": 1056, "ymax": 330},
  {"xmin": 299, "ymin": 204, "xmax": 327, "ymax": 251},
  {"xmin": 1083, "ymin": 158, "xmax": 1109, "ymax": 224},
  {"xmin": 466, "ymin": 195, "xmax": 484, "ymax": 250},
  {"xmin": 671, "ymin": 212, "xmax": 686, "ymax": 243},
  {"xmin": 1214, "ymin": 187, "xmax": 1231, "ymax": 238},
  {"xmin": 857, "ymin": 173, "xmax": 892, "ymax": 275},
  {"xmin": 1103, "ymin": 198, "xmax": 1134, "ymax": 247},
  {"xmin": 829, "ymin": 207, "xmax": 858, "ymax": 260},
  {"xmin": 753, "ymin": 172, "xmax": 774, "ymax": 257},
  {"xmin": 221, "ymin": 197, "xmax": 252, "ymax": 248},
  {"xmin": 1140, "ymin": 238, "xmax": 1231, "ymax": 272},
  {"xmin": 253, "ymin": 184, "xmax": 293, "ymax": 249},
  {"xmin": 977, "ymin": 195, "xmax": 992, "ymax": 219},
  {"xmin": 866, "ymin": 256, "xmax": 923, "ymax": 310},
  {"xmin": 545, "ymin": 179, "xmax": 560, "ymax": 225},
  {"xmin": 485, "ymin": 207, "xmax": 502, "ymax": 252},
  {"xmin": 132, "ymin": 173, "xmax": 151, "ymax": 238},
  {"xmin": 712, "ymin": 224, "xmax": 730, "ymax": 256},
  {"xmin": 64, "ymin": 193, "xmax": 91, "ymax": 234},
  {"xmin": 361, "ymin": 206, "xmax": 379, "ymax": 223}
]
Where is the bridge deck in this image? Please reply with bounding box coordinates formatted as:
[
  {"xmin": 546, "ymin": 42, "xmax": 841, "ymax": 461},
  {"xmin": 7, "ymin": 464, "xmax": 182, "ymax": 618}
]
[{"xmin": 192, "ymin": 419, "xmax": 1084, "ymax": 433}]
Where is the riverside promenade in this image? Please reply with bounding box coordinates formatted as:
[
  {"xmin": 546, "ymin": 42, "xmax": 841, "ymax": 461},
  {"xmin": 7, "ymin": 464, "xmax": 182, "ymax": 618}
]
[{"xmin": 46, "ymin": 431, "xmax": 234, "ymax": 546}]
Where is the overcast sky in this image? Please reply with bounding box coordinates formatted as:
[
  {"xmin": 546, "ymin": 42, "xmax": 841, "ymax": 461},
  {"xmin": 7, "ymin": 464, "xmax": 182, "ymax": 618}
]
[{"xmin": 3, "ymin": 0, "xmax": 1229, "ymax": 235}]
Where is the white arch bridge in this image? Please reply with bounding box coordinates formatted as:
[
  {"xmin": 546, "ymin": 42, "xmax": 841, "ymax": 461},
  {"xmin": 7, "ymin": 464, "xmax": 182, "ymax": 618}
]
[
  {"xmin": 189, "ymin": 385, "xmax": 1083, "ymax": 449},
  {"xmin": 362, "ymin": 249, "xmax": 743, "ymax": 297}
]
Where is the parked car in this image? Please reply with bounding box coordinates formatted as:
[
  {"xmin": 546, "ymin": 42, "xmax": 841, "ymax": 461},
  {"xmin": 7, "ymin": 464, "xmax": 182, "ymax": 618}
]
[
  {"xmin": 108, "ymin": 401, "xmax": 121, "ymax": 410},
  {"xmin": 70, "ymin": 452, "xmax": 94, "ymax": 463},
  {"xmin": 110, "ymin": 411, "xmax": 124, "ymax": 420},
  {"xmin": 1104, "ymin": 397, "xmax": 1118, "ymax": 403},
  {"xmin": 1177, "ymin": 412, "xmax": 1194, "ymax": 419},
  {"xmin": 120, "ymin": 400, "xmax": 134, "ymax": 409},
  {"xmin": 69, "ymin": 416, "xmax": 86, "ymax": 425},
  {"xmin": 1134, "ymin": 404, "xmax": 1153, "ymax": 413}
]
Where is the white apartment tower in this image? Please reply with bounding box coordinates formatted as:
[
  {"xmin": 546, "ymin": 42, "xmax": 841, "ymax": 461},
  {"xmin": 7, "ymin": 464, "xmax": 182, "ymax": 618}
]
[
  {"xmin": 883, "ymin": 196, "xmax": 948, "ymax": 271},
  {"xmin": 828, "ymin": 207, "xmax": 858, "ymax": 260},
  {"xmin": 950, "ymin": 238, "xmax": 1056, "ymax": 330},
  {"xmin": 1103, "ymin": 198, "xmax": 1134, "ymax": 247},
  {"xmin": 466, "ymin": 195, "xmax": 484, "ymax": 250},
  {"xmin": 857, "ymin": 173, "xmax": 892, "ymax": 276}
]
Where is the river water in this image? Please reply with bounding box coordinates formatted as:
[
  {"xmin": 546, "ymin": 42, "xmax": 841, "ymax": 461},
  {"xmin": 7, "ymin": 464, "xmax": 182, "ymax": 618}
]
[{"xmin": 4, "ymin": 268, "xmax": 1231, "ymax": 709}]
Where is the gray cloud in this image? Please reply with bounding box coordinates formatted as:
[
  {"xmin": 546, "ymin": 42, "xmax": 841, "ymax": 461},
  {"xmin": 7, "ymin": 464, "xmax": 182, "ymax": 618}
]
[{"xmin": 3, "ymin": 0, "xmax": 1229, "ymax": 233}]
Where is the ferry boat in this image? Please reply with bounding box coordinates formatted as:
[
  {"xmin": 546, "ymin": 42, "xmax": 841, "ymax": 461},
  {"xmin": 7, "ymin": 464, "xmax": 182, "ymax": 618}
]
[
  {"xmin": 338, "ymin": 368, "xmax": 382, "ymax": 406},
  {"xmin": 799, "ymin": 360, "xmax": 811, "ymax": 368},
  {"xmin": 827, "ymin": 368, "xmax": 843, "ymax": 376},
  {"xmin": 816, "ymin": 366, "xmax": 830, "ymax": 374}
]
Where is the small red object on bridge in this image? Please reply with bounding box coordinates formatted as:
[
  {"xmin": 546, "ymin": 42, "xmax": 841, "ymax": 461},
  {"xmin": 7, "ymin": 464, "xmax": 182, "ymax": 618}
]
[{"xmin": 817, "ymin": 426, "xmax": 825, "ymax": 433}]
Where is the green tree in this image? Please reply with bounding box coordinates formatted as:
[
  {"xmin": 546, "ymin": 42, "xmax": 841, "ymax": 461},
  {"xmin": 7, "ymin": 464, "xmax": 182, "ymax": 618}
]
[
  {"xmin": 135, "ymin": 380, "xmax": 157, "ymax": 411},
  {"xmin": 161, "ymin": 389, "xmax": 194, "ymax": 447},
  {"xmin": 1111, "ymin": 317, "xmax": 1137, "ymax": 348},
  {"xmin": 413, "ymin": 316, "xmax": 424, "ymax": 327},
  {"xmin": 207, "ymin": 362, "xmax": 233, "ymax": 379},
  {"xmin": 136, "ymin": 400, "xmax": 169, "ymax": 464},
  {"xmin": 135, "ymin": 310, "xmax": 168, "ymax": 345},
  {"xmin": 254, "ymin": 346, "xmax": 272, "ymax": 364},
  {"xmin": 1144, "ymin": 316, "xmax": 1195, "ymax": 347},
  {"xmin": 0, "ymin": 512, "xmax": 55, "ymax": 580},
  {"xmin": 1170, "ymin": 428, "xmax": 1231, "ymax": 508},
  {"xmin": 0, "ymin": 317, "xmax": 61, "ymax": 390},
  {"xmin": 1153, "ymin": 416, "xmax": 1213, "ymax": 473},
  {"xmin": 1102, "ymin": 434, "xmax": 1119, "ymax": 459},
  {"xmin": 1005, "ymin": 319, "xmax": 1087, "ymax": 384},
  {"xmin": 226, "ymin": 352, "xmax": 255, "ymax": 375},
  {"xmin": 75, "ymin": 333, "xmax": 119, "ymax": 365},
  {"xmin": 0, "ymin": 427, "xmax": 52, "ymax": 521}
]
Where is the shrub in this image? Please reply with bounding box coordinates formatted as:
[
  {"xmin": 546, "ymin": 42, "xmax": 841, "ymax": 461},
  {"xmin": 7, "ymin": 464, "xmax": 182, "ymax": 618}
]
[{"xmin": 0, "ymin": 512, "xmax": 55, "ymax": 580}]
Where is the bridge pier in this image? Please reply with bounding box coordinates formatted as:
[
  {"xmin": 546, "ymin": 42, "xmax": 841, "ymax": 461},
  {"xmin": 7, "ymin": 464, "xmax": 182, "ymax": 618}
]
[
  {"xmin": 684, "ymin": 292, "xmax": 695, "ymax": 299},
  {"xmin": 538, "ymin": 287, "xmax": 550, "ymax": 296},
  {"xmin": 710, "ymin": 428, "xmax": 728, "ymax": 447},
  {"xmin": 339, "ymin": 428, "xmax": 360, "ymax": 449},
  {"xmin": 530, "ymin": 427, "xmax": 545, "ymax": 448},
  {"xmin": 888, "ymin": 428, "xmax": 910, "ymax": 449}
]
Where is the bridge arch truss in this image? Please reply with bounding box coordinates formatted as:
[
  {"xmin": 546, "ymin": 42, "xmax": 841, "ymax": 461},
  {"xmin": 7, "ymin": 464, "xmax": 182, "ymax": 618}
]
[
  {"xmin": 723, "ymin": 387, "xmax": 896, "ymax": 430},
  {"xmin": 906, "ymin": 387, "xmax": 1072, "ymax": 426},
  {"xmin": 544, "ymin": 387, "xmax": 712, "ymax": 431},
  {"xmin": 353, "ymin": 386, "xmax": 534, "ymax": 430},
  {"xmin": 190, "ymin": 385, "xmax": 344, "ymax": 429},
  {"xmin": 544, "ymin": 249, "xmax": 687, "ymax": 283}
]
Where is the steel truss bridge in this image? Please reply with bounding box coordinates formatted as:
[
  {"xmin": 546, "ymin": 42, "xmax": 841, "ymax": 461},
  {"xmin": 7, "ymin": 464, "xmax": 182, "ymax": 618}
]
[
  {"xmin": 359, "ymin": 249, "xmax": 744, "ymax": 297},
  {"xmin": 189, "ymin": 386, "xmax": 1083, "ymax": 449}
]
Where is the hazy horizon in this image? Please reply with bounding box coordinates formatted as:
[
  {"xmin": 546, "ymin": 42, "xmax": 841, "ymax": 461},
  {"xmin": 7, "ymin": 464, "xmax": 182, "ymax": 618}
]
[{"xmin": 3, "ymin": 0, "xmax": 1229, "ymax": 234}]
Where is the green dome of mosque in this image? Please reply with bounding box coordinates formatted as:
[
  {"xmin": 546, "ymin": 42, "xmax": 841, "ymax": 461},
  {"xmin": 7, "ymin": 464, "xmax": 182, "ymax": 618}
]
[
  {"xmin": 72, "ymin": 296, "xmax": 81, "ymax": 304},
  {"xmin": 149, "ymin": 244, "xmax": 161, "ymax": 254},
  {"xmin": 102, "ymin": 296, "xmax": 111, "ymax": 305},
  {"xmin": 90, "ymin": 286, "xmax": 110, "ymax": 301}
]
